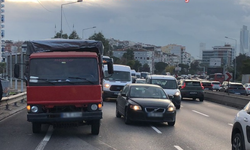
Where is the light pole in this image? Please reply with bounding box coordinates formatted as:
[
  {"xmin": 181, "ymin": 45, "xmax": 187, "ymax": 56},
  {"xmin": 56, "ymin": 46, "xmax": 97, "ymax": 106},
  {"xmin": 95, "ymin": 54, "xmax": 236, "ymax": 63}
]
[
  {"xmin": 60, "ymin": 0, "xmax": 82, "ymax": 38},
  {"xmin": 82, "ymin": 26, "xmax": 96, "ymax": 39},
  {"xmin": 225, "ymin": 36, "xmax": 237, "ymax": 81}
]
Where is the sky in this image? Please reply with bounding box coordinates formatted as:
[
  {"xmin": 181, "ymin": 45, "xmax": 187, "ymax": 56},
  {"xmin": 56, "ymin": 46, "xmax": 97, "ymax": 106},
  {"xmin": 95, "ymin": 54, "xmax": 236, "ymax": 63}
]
[{"xmin": 2, "ymin": 0, "xmax": 250, "ymax": 58}]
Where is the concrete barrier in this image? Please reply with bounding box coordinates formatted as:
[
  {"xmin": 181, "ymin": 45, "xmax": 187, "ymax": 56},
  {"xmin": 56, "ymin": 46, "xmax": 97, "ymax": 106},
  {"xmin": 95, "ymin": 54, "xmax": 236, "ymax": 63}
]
[{"xmin": 204, "ymin": 90, "xmax": 250, "ymax": 109}]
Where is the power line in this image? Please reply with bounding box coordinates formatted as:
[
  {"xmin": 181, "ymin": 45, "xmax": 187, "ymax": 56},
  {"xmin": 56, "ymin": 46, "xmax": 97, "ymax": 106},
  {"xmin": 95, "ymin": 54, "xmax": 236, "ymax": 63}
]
[{"xmin": 37, "ymin": 0, "xmax": 53, "ymax": 12}]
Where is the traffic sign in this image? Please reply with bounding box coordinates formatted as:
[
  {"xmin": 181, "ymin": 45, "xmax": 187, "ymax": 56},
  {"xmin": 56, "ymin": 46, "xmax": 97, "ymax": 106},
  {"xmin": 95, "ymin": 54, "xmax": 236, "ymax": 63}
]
[{"xmin": 225, "ymin": 72, "xmax": 232, "ymax": 81}]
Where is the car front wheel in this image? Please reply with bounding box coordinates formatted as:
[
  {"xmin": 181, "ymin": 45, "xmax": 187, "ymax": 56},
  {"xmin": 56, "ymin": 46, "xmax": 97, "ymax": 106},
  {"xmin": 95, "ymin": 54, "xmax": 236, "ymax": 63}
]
[
  {"xmin": 116, "ymin": 103, "xmax": 121, "ymax": 118},
  {"xmin": 168, "ymin": 121, "xmax": 175, "ymax": 126},
  {"xmin": 124, "ymin": 108, "xmax": 131, "ymax": 124},
  {"xmin": 232, "ymin": 133, "xmax": 245, "ymax": 150}
]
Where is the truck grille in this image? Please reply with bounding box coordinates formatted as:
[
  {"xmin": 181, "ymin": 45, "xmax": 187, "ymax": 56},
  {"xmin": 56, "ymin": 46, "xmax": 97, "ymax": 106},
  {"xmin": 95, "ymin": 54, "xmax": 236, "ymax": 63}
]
[{"xmin": 110, "ymin": 85, "xmax": 124, "ymax": 91}]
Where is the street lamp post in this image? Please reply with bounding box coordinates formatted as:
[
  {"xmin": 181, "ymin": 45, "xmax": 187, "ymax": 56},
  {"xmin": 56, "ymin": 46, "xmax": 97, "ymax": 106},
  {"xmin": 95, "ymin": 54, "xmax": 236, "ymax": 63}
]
[
  {"xmin": 82, "ymin": 26, "xmax": 96, "ymax": 39},
  {"xmin": 225, "ymin": 36, "xmax": 237, "ymax": 81},
  {"xmin": 60, "ymin": 0, "xmax": 82, "ymax": 38}
]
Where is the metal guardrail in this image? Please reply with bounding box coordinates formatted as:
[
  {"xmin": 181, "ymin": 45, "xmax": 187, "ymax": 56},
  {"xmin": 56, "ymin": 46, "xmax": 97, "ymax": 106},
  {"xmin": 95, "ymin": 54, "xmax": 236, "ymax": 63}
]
[{"xmin": 0, "ymin": 92, "xmax": 27, "ymax": 110}]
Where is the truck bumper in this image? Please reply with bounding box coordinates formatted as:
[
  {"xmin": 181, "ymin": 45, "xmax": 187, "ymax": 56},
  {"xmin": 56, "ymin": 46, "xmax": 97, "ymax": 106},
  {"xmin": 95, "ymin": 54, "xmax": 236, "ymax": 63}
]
[{"xmin": 27, "ymin": 111, "xmax": 102, "ymax": 123}]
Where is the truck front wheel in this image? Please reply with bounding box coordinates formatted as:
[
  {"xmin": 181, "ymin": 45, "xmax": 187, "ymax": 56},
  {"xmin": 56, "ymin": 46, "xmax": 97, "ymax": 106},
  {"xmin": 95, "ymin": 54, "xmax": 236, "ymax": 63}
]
[
  {"xmin": 32, "ymin": 123, "xmax": 41, "ymax": 133},
  {"xmin": 91, "ymin": 120, "xmax": 100, "ymax": 135}
]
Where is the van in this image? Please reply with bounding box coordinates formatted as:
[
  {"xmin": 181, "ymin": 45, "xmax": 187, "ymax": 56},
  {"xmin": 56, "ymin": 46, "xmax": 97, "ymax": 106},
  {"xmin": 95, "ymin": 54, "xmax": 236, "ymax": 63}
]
[
  {"xmin": 103, "ymin": 64, "xmax": 132, "ymax": 101},
  {"xmin": 146, "ymin": 75, "xmax": 181, "ymax": 109}
]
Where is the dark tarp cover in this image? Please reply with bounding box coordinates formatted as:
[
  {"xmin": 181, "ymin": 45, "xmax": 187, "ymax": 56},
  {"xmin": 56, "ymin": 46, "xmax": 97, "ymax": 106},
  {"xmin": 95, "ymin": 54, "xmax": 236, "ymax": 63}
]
[{"xmin": 24, "ymin": 39, "xmax": 103, "ymax": 58}]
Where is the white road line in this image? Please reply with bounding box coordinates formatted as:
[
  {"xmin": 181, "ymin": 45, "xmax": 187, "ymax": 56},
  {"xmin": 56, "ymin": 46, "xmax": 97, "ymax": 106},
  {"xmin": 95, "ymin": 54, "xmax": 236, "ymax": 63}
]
[
  {"xmin": 174, "ymin": 145, "xmax": 184, "ymax": 150},
  {"xmin": 151, "ymin": 126, "xmax": 162, "ymax": 134},
  {"xmin": 228, "ymin": 123, "xmax": 233, "ymax": 126},
  {"xmin": 35, "ymin": 125, "xmax": 53, "ymax": 150},
  {"xmin": 192, "ymin": 110, "xmax": 209, "ymax": 117}
]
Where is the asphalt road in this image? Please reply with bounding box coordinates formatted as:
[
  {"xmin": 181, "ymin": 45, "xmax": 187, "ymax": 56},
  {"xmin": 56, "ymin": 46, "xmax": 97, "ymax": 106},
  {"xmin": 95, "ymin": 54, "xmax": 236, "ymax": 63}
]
[{"xmin": 0, "ymin": 99, "xmax": 240, "ymax": 150}]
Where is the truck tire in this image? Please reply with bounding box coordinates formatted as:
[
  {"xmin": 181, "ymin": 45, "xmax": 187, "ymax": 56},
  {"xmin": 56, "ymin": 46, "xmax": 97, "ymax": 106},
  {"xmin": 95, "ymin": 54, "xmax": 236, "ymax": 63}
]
[
  {"xmin": 32, "ymin": 123, "xmax": 41, "ymax": 133},
  {"xmin": 91, "ymin": 120, "xmax": 100, "ymax": 135}
]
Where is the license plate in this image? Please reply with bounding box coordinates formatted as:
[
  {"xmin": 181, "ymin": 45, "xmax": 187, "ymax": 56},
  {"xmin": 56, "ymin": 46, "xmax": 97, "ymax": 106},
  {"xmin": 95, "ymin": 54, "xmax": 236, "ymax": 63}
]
[
  {"xmin": 114, "ymin": 92, "xmax": 119, "ymax": 95},
  {"xmin": 148, "ymin": 113, "xmax": 163, "ymax": 117},
  {"xmin": 190, "ymin": 92, "xmax": 197, "ymax": 94},
  {"xmin": 61, "ymin": 112, "xmax": 82, "ymax": 118},
  {"xmin": 205, "ymin": 88, "xmax": 209, "ymax": 90},
  {"xmin": 235, "ymin": 93, "xmax": 240, "ymax": 95}
]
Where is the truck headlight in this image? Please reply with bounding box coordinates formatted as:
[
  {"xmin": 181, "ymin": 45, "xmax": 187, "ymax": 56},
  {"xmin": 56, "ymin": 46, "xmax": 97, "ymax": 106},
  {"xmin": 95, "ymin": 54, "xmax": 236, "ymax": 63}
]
[
  {"xmin": 31, "ymin": 106, "xmax": 39, "ymax": 113},
  {"xmin": 91, "ymin": 104, "xmax": 98, "ymax": 111}
]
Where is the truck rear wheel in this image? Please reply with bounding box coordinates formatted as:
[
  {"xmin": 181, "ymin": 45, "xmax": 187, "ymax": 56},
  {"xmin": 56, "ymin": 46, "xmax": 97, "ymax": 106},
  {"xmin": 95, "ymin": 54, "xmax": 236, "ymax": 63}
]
[
  {"xmin": 32, "ymin": 123, "xmax": 41, "ymax": 133},
  {"xmin": 91, "ymin": 120, "xmax": 100, "ymax": 135}
]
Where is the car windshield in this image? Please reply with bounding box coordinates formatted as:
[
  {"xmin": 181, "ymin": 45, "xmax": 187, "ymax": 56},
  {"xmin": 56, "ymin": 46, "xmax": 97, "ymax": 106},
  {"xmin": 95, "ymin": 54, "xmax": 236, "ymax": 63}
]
[
  {"xmin": 151, "ymin": 79, "xmax": 177, "ymax": 89},
  {"xmin": 129, "ymin": 86, "xmax": 167, "ymax": 99},
  {"xmin": 104, "ymin": 71, "xmax": 131, "ymax": 81},
  {"xmin": 185, "ymin": 81, "xmax": 201, "ymax": 86}
]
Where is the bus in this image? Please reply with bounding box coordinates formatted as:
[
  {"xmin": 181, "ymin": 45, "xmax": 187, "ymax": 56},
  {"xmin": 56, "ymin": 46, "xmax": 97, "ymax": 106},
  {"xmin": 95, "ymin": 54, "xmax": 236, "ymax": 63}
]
[{"xmin": 208, "ymin": 73, "xmax": 225, "ymax": 83}]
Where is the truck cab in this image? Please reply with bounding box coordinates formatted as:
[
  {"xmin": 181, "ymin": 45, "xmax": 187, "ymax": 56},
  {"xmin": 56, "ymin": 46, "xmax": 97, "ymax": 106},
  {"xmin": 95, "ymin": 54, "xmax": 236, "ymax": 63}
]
[{"xmin": 14, "ymin": 39, "xmax": 113, "ymax": 135}]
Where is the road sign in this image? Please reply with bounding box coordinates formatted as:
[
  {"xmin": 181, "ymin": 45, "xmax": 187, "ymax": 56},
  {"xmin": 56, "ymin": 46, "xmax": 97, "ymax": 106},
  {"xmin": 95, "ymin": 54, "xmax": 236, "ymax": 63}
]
[{"xmin": 225, "ymin": 72, "xmax": 232, "ymax": 81}]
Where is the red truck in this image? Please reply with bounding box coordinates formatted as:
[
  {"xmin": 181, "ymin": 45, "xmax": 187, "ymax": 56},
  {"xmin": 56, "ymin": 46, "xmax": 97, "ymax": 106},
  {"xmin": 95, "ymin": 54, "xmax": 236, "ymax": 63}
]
[{"xmin": 14, "ymin": 39, "xmax": 113, "ymax": 135}]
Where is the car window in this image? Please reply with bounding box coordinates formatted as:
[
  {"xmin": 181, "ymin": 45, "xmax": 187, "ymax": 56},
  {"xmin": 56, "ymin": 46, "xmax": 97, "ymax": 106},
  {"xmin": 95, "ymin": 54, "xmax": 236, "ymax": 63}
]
[
  {"xmin": 229, "ymin": 84, "xmax": 244, "ymax": 88},
  {"xmin": 185, "ymin": 81, "xmax": 201, "ymax": 86},
  {"xmin": 129, "ymin": 86, "xmax": 167, "ymax": 99}
]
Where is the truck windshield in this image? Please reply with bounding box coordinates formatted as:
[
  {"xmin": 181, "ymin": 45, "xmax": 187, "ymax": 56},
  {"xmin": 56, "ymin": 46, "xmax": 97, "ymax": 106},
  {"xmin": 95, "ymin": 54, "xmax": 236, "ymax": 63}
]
[
  {"xmin": 29, "ymin": 58, "xmax": 99, "ymax": 85},
  {"xmin": 104, "ymin": 71, "xmax": 131, "ymax": 81}
]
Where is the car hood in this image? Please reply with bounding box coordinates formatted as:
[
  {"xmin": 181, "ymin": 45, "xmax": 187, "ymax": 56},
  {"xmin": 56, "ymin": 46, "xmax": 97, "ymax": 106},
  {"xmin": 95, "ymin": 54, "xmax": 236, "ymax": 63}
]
[{"xmin": 130, "ymin": 98, "xmax": 172, "ymax": 108}]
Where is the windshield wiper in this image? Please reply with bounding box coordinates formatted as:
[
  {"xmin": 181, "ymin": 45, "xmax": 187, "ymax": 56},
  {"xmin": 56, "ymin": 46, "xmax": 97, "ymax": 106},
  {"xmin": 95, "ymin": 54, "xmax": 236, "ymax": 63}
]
[
  {"xmin": 68, "ymin": 76, "xmax": 94, "ymax": 84},
  {"xmin": 30, "ymin": 78, "xmax": 56, "ymax": 85}
]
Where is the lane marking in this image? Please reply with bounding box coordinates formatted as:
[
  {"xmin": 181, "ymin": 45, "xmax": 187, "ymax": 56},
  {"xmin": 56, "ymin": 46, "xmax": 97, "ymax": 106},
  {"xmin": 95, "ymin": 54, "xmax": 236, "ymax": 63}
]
[
  {"xmin": 174, "ymin": 145, "xmax": 184, "ymax": 150},
  {"xmin": 151, "ymin": 126, "xmax": 162, "ymax": 134},
  {"xmin": 228, "ymin": 123, "xmax": 233, "ymax": 126},
  {"xmin": 192, "ymin": 110, "xmax": 209, "ymax": 117},
  {"xmin": 35, "ymin": 125, "xmax": 53, "ymax": 150}
]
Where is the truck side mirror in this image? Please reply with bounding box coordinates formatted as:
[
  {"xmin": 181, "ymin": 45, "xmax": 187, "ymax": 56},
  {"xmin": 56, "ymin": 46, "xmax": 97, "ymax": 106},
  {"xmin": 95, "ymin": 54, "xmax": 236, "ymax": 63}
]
[
  {"xmin": 107, "ymin": 61, "xmax": 114, "ymax": 74},
  {"xmin": 14, "ymin": 64, "xmax": 20, "ymax": 78}
]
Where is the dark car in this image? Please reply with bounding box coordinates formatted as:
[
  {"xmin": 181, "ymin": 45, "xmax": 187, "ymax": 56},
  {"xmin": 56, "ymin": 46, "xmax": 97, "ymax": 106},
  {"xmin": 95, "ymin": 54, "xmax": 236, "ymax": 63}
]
[
  {"xmin": 219, "ymin": 82, "xmax": 247, "ymax": 95},
  {"xmin": 116, "ymin": 84, "xmax": 176, "ymax": 126},
  {"xmin": 201, "ymin": 80, "xmax": 212, "ymax": 90},
  {"xmin": 179, "ymin": 79, "xmax": 204, "ymax": 101}
]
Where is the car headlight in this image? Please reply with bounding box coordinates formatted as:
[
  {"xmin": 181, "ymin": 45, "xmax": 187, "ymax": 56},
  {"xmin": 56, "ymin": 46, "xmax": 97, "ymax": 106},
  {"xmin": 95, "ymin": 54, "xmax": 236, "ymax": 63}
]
[
  {"xmin": 174, "ymin": 91, "xmax": 181, "ymax": 97},
  {"xmin": 129, "ymin": 104, "xmax": 142, "ymax": 111},
  {"xmin": 167, "ymin": 104, "xmax": 176, "ymax": 112},
  {"xmin": 104, "ymin": 83, "xmax": 110, "ymax": 88}
]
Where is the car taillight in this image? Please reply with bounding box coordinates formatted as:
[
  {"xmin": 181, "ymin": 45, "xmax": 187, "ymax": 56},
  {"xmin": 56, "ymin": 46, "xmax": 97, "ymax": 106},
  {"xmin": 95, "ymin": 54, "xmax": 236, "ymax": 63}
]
[
  {"xmin": 248, "ymin": 88, "xmax": 250, "ymax": 90},
  {"xmin": 211, "ymin": 84, "xmax": 214, "ymax": 87},
  {"xmin": 181, "ymin": 82, "xmax": 186, "ymax": 89},
  {"xmin": 201, "ymin": 85, "xmax": 204, "ymax": 90}
]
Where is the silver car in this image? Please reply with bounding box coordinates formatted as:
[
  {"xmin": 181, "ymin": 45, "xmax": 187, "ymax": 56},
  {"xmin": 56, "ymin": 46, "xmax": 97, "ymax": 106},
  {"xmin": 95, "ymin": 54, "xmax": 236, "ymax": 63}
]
[{"xmin": 211, "ymin": 81, "xmax": 221, "ymax": 91}]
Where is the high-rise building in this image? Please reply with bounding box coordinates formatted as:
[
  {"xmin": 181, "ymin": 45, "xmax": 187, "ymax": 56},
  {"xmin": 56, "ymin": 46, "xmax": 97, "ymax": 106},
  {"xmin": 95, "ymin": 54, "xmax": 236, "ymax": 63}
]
[
  {"xmin": 240, "ymin": 25, "xmax": 249, "ymax": 55},
  {"xmin": 0, "ymin": 0, "xmax": 4, "ymax": 62}
]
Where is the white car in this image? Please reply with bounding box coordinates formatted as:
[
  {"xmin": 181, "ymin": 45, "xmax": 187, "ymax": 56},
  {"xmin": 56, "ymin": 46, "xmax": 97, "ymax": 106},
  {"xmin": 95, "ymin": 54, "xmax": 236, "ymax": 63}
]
[
  {"xmin": 211, "ymin": 81, "xmax": 221, "ymax": 91},
  {"xmin": 231, "ymin": 102, "xmax": 250, "ymax": 150},
  {"xmin": 243, "ymin": 83, "xmax": 250, "ymax": 95}
]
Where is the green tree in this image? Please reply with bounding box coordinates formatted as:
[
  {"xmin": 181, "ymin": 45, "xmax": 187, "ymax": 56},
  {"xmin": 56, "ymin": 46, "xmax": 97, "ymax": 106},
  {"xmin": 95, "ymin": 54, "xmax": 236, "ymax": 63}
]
[
  {"xmin": 165, "ymin": 66, "xmax": 175, "ymax": 75},
  {"xmin": 111, "ymin": 56, "xmax": 121, "ymax": 64},
  {"xmin": 53, "ymin": 32, "xmax": 68, "ymax": 39},
  {"xmin": 69, "ymin": 31, "xmax": 80, "ymax": 39},
  {"xmin": 189, "ymin": 60, "xmax": 200, "ymax": 74},
  {"xmin": 134, "ymin": 60, "xmax": 142, "ymax": 72},
  {"xmin": 241, "ymin": 59, "xmax": 250, "ymax": 74},
  {"xmin": 88, "ymin": 32, "xmax": 112, "ymax": 56},
  {"xmin": 154, "ymin": 62, "xmax": 168, "ymax": 74},
  {"xmin": 140, "ymin": 63, "xmax": 150, "ymax": 72}
]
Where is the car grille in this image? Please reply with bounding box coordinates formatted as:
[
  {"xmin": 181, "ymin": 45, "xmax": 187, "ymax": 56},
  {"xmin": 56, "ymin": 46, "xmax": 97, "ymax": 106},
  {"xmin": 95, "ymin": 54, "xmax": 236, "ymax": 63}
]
[
  {"xmin": 110, "ymin": 85, "xmax": 124, "ymax": 91},
  {"xmin": 145, "ymin": 107, "xmax": 166, "ymax": 113}
]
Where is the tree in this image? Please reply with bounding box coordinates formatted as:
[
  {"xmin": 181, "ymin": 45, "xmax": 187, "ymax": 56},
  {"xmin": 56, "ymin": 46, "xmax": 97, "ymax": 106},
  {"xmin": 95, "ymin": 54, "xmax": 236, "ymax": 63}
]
[
  {"xmin": 189, "ymin": 60, "xmax": 200, "ymax": 74},
  {"xmin": 133, "ymin": 60, "xmax": 142, "ymax": 72},
  {"xmin": 69, "ymin": 31, "xmax": 80, "ymax": 39},
  {"xmin": 165, "ymin": 66, "xmax": 175, "ymax": 75},
  {"xmin": 53, "ymin": 32, "xmax": 68, "ymax": 39},
  {"xmin": 140, "ymin": 63, "xmax": 150, "ymax": 72},
  {"xmin": 154, "ymin": 62, "xmax": 168, "ymax": 74},
  {"xmin": 88, "ymin": 32, "xmax": 112, "ymax": 56}
]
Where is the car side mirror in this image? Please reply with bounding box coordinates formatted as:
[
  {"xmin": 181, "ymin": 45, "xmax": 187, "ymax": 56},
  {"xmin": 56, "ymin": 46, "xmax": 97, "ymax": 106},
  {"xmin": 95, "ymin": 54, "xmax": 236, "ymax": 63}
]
[{"xmin": 121, "ymin": 93, "xmax": 126, "ymax": 97}]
